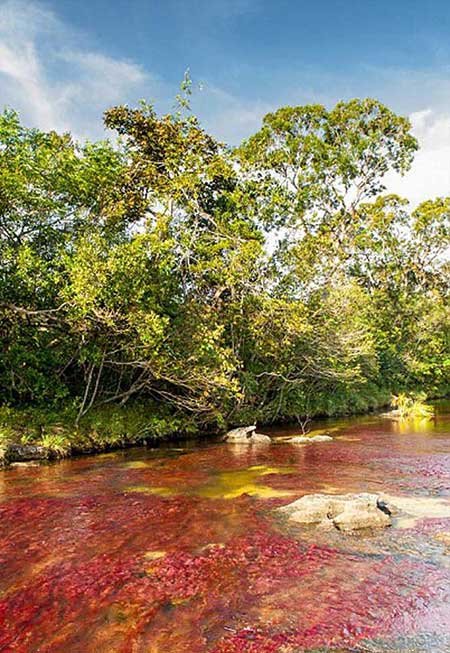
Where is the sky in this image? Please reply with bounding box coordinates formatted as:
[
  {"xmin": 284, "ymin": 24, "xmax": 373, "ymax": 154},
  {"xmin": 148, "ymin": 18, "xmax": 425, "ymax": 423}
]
[{"xmin": 1, "ymin": 0, "xmax": 450, "ymax": 204}]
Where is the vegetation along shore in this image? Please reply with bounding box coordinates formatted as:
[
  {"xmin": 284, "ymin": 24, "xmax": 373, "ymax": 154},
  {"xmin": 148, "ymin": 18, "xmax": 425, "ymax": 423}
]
[{"xmin": 1, "ymin": 88, "xmax": 449, "ymax": 463}]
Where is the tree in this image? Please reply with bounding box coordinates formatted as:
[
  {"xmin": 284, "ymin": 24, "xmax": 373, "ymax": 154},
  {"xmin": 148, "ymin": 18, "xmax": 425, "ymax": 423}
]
[
  {"xmin": 0, "ymin": 109, "xmax": 126, "ymax": 403},
  {"xmin": 0, "ymin": 96, "xmax": 448, "ymax": 431}
]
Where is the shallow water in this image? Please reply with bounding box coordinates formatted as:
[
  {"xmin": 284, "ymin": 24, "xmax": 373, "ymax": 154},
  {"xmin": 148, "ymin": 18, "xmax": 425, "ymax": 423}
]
[{"xmin": 1, "ymin": 405, "xmax": 449, "ymax": 652}]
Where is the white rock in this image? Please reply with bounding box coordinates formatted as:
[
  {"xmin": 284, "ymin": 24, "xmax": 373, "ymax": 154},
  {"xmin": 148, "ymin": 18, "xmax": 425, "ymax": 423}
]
[
  {"xmin": 334, "ymin": 506, "xmax": 391, "ymax": 531},
  {"xmin": 278, "ymin": 492, "xmax": 393, "ymax": 532},
  {"xmin": 288, "ymin": 434, "xmax": 333, "ymax": 444},
  {"xmin": 224, "ymin": 426, "xmax": 271, "ymax": 444}
]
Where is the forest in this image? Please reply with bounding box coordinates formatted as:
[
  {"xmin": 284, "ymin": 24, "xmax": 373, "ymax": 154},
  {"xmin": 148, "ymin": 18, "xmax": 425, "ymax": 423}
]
[{"xmin": 1, "ymin": 92, "xmax": 449, "ymax": 449}]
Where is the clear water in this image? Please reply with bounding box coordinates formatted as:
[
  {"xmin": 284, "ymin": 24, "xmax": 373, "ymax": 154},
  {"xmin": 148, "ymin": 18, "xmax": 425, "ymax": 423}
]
[{"xmin": 1, "ymin": 404, "xmax": 449, "ymax": 652}]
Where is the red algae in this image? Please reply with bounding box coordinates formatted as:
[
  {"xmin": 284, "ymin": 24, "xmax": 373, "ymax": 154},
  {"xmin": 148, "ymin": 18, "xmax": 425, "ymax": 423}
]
[{"xmin": 0, "ymin": 408, "xmax": 450, "ymax": 652}]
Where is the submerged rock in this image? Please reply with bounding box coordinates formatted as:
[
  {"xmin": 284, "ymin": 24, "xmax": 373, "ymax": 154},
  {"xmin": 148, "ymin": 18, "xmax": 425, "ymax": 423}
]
[
  {"xmin": 277, "ymin": 493, "xmax": 393, "ymax": 532},
  {"xmin": 434, "ymin": 532, "xmax": 450, "ymax": 553},
  {"xmin": 384, "ymin": 494, "xmax": 450, "ymax": 529},
  {"xmin": 288, "ymin": 434, "xmax": 333, "ymax": 444},
  {"xmin": 10, "ymin": 461, "xmax": 42, "ymax": 468},
  {"xmin": 224, "ymin": 426, "xmax": 271, "ymax": 444}
]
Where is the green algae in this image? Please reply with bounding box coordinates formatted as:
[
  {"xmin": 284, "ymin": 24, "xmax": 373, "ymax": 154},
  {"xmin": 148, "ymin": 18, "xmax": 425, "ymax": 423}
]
[
  {"xmin": 121, "ymin": 461, "xmax": 152, "ymax": 469},
  {"xmin": 121, "ymin": 464, "xmax": 296, "ymax": 500},
  {"xmin": 143, "ymin": 550, "xmax": 166, "ymax": 560},
  {"xmin": 192, "ymin": 464, "xmax": 296, "ymax": 499},
  {"xmin": 123, "ymin": 485, "xmax": 178, "ymax": 497}
]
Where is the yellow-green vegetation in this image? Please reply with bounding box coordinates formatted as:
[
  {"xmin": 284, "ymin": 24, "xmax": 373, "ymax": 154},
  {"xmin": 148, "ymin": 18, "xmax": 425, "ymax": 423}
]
[
  {"xmin": 123, "ymin": 485, "xmax": 178, "ymax": 497},
  {"xmin": 0, "ymin": 84, "xmax": 449, "ymax": 446},
  {"xmin": 38, "ymin": 434, "xmax": 71, "ymax": 457},
  {"xmin": 123, "ymin": 465, "xmax": 295, "ymax": 500},
  {"xmin": 0, "ymin": 402, "xmax": 200, "ymax": 461},
  {"xmin": 194, "ymin": 465, "xmax": 295, "ymax": 499},
  {"xmin": 391, "ymin": 393, "xmax": 435, "ymax": 419}
]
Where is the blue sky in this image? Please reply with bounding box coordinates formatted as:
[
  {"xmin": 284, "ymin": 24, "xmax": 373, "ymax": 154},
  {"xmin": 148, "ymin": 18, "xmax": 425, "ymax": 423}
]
[
  {"xmin": 1, "ymin": 0, "xmax": 450, "ymax": 203},
  {"xmin": 53, "ymin": 1, "xmax": 450, "ymax": 94}
]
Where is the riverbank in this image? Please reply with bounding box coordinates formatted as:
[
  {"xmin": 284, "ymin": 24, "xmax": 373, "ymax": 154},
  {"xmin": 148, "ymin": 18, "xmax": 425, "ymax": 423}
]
[
  {"xmin": 0, "ymin": 403, "xmax": 205, "ymax": 466},
  {"xmin": 2, "ymin": 392, "xmax": 446, "ymax": 466}
]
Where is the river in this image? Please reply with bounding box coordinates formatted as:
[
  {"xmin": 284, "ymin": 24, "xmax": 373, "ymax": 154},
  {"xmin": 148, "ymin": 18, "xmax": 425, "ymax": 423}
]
[{"xmin": 1, "ymin": 404, "xmax": 449, "ymax": 652}]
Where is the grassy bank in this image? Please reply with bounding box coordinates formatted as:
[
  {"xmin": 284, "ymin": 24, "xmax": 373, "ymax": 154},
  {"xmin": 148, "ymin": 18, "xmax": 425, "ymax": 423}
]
[
  {"xmin": 1, "ymin": 385, "xmax": 446, "ymax": 466},
  {"xmin": 0, "ymin": 402, "xmax": 203, "ymax": 465},
  {"xmin": 0, "ymin": 387, "xmax": 395, "ymax": 465}
]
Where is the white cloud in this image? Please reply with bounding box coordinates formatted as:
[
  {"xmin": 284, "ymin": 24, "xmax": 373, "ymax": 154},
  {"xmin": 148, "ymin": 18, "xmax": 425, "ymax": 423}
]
[
  {"xmin": 0, "ymin": 0, "xmax": 60, "ymax": 130},
  {"xmin": 0, "ymin": 1, "xmax": 449, "ymax": 206},
  {"xmin": 0, "ymin": 0, "xmax": 155, "ymax": 139},
  {"xmin": 386, "ymin": 109, "xmax": 450, "ymax": 205},
  {"xmin": 201, "ymin": 81, "xmax": 450, "ymax": 206}
]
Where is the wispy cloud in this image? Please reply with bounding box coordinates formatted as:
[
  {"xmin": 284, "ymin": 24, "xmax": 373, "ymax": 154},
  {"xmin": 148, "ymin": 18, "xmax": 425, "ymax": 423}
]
[
  {"xmin": 192, "ymin": 83, "xmax": 274, "ymax": 143},
  {"xmin": 0, "ymin": 1, "xmax": 60, "ymax": 130},
  {"xmin": 0, "ymin": 0, "xmax": 156, "ymax": 138},
  {"xmin": 0, "ymin": 1, "xmax": 449, "ymax": 205}
]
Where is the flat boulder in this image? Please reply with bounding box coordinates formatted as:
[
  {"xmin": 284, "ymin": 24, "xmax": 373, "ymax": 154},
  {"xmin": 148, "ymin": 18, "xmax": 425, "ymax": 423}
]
[
  {"xmin": 277, "ymin": 493, "xmax": 393, "ymax": 532},
  {"xmin": 224, "ymin": 426, "xmax": 271, "ymax": 444},
  {"xmin": 288, "ymin": 434, "xmax": 333, "ymax": 444},
  {"xmin": 333, "ymin": 503, "xmax": 391, "ymax": 532}
]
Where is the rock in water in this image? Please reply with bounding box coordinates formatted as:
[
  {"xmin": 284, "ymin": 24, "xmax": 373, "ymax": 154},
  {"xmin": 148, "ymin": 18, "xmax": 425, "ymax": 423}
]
[
  {"xmin": 225, "ymin": 425, "xmax": 256, "ymax": 440},
  {"xmin": 277, "ymin": 493, "xmax": 393, "ymax": 532},
  {"xmin": 333, "ymin": 503, "xmax": 391, "ymax": 532},
  {"xmin": 248, "ymin": 432, "xmax": 272, "ymax": 444},
  {"xmin": 224, "ymin": 426, "xmax": 271, "ymax": 444},
  {"xmin": 288, "ymin": 434, "xmax": 333, "ymax": 444},
  {"xmin": 279, "ymin": 494, "xmax": 342, "ymax": 524}
]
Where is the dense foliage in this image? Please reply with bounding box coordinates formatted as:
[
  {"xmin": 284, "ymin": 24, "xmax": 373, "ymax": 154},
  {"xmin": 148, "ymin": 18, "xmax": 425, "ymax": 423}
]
[{"xmin": 0, "ymin": 95, "xmax": 449, "ymax": 436}]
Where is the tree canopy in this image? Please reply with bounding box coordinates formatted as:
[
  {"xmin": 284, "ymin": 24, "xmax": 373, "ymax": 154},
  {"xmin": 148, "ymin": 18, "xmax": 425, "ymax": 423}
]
[{"xmin": 0, "ymin": 97, "xmax": 448, "ymax": 430}]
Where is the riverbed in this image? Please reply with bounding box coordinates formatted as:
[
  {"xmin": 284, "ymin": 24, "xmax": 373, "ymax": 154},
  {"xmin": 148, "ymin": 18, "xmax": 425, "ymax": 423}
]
[{"xmin": 1, "ymin": 405, "xmax": 449, "ymax": 652}]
